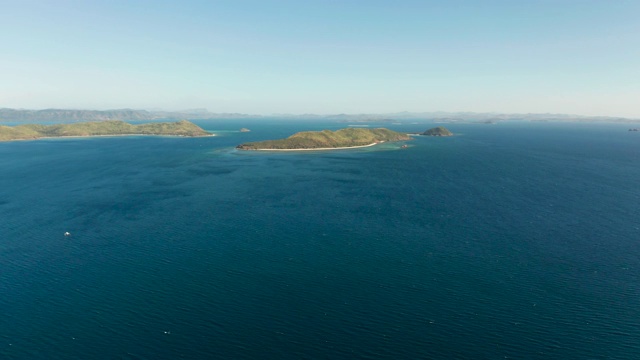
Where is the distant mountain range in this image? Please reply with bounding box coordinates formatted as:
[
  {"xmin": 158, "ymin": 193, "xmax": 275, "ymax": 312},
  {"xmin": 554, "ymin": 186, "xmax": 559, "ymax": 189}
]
[
  {"xmin": 0, "ymin": 108, "xmax": 637, "ymax": 123},
  {"xmin": 0, "ymin": 108, "xmax": 256, "ymax": 122}
]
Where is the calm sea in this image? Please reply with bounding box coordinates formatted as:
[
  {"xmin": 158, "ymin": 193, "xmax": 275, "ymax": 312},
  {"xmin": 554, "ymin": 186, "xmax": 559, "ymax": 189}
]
[{"xmin": 1, "ymin": 120, "xmax": 639, "ymax": 359}]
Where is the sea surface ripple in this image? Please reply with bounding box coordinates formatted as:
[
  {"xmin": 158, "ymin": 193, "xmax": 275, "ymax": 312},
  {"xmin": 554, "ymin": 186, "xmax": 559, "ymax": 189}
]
[{"xmin": 1, "ymin": 120, "xmax": 639, "ymax": 359}]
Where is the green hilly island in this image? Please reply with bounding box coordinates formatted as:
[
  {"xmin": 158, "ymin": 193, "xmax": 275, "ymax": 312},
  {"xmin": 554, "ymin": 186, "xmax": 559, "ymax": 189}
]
[
  {"xmin": 422, "ymin": 126, "xmax": 453, "ymax": 136},
  {"xmin": 237, "ymin": 127, "xmax": 411, "ymax": 150},
  {"xmin": 0, "ymin": 120, "xmax": 210, "ymax": 141}
]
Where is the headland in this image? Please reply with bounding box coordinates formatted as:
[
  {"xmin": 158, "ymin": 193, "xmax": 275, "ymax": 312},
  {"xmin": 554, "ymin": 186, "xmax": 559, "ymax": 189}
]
[{"xmin": 0, "ymin": 120, "xmax": 210, "ymax": 142}]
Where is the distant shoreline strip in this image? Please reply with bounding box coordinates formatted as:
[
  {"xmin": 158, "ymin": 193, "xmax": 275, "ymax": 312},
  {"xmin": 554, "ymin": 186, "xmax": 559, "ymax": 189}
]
[
  {"xmin": 1, "ymin": 133, "xmax": 215, "ymax": 142},
  {"xmin": 252, "ymin": 142, "xmax": 379, "ymax": 151}
]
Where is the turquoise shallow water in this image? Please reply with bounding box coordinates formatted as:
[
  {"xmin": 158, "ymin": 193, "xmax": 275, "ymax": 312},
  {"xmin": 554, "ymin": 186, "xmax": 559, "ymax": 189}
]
[{"xmin": 1, "ymin": 120, "xmax": 639, "ymax": 359}]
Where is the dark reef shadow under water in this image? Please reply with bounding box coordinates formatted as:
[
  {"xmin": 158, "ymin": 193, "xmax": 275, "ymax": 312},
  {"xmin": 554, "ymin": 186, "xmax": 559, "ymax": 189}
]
[{"xmin": 0, "ymin": 121, "xmax": 639, "ymax": 359}]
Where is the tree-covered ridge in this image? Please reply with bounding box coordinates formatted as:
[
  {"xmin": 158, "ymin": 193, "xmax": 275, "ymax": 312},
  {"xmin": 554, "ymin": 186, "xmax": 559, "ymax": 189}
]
[
  {"xmin": 237, "ymin": 127, "xmax": 411, "ymax": 150},
  {"xmin": 422, "ymin": 126, "xmax": 453, "ymax": 136},
  {"xmin": 0, "ymin": 120, "xmax": 210, "ymax": 141}
]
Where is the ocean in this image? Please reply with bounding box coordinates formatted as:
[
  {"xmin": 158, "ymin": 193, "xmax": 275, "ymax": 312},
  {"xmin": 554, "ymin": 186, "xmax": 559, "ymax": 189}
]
[{"xmin": 1, "ymin": 120, "xmax": 639, "ymax": 359}]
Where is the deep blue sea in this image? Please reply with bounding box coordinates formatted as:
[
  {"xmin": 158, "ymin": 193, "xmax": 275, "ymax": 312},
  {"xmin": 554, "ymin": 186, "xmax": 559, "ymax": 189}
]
[{"xmin": 1, "ymin": 120, "xmax": 639, "ymax": 359}]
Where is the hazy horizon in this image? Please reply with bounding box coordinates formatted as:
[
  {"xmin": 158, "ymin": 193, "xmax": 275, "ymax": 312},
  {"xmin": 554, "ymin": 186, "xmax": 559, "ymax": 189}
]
[
  {"xmin": 2, "ymin": 107, "xmax": 639, "ymax": 120},
  {"xmin": 5, "ymin": 107, "xmax": 640, "ymax": 120},
  {"xmin": 2, "ymin": 1, "xmax": 639, "ymax": 118}
]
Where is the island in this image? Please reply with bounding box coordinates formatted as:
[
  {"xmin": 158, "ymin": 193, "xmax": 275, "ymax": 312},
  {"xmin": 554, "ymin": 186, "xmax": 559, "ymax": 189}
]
[
  {"xmin": 236, "ymin": 127, "xmax": 411, "ymax": 150},
  {"xmin": 239, "ymin": 128, "xmax": 251, "ymax": 132},
  {"xmin": 0, "ymin": 120, "xmax": 211, "ymax": 141},
  {"xmin": 422, "ymin": 126, "xmax": 453, "ymax": 136}
]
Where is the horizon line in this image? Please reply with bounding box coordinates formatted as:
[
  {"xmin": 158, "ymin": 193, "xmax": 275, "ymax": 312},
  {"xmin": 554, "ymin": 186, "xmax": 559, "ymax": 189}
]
[{"xmin": 1, "ymin": 107, "xmax": 638, "ymax": 120}]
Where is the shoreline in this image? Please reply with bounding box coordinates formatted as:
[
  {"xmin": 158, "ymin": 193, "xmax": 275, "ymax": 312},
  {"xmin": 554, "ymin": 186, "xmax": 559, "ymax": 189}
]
[
  {"xmin": 248, "ymin": 142, "xmax": 381, "ymax": 151},
  {"xmin": 0, "ymin": 133, "xmax": 215, "ymax": 142}
]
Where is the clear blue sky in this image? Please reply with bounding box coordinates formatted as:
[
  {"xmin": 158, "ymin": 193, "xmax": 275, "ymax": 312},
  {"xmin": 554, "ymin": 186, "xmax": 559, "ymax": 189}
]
[{"xmin": 1, "ymin": 0, "xmax": 639, "ymax": 117}]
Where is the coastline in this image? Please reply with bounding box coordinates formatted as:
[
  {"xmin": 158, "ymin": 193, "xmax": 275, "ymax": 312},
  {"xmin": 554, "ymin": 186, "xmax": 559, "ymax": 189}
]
[
  {"xmin": 0, "ymin": 133, "xmax": 215, "ymax": 142},
  {"xmin": 249, "ymin": 142, "xmax": 381, "ymax": 151}
]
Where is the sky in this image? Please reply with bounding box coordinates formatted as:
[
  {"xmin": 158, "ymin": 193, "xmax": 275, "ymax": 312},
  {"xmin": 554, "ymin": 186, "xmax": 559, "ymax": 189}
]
[{"xmin": 1, "ymin": 0, "xmax": 639, "ymax": 117}]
